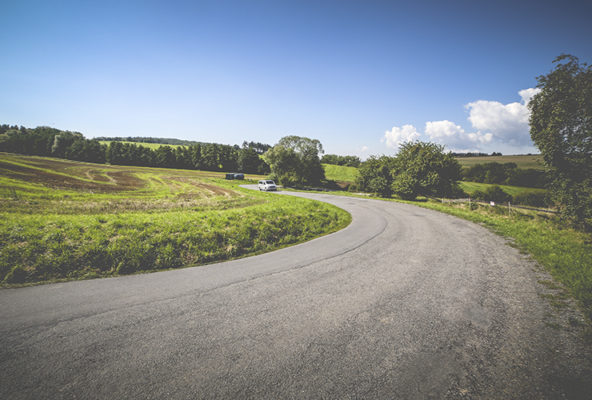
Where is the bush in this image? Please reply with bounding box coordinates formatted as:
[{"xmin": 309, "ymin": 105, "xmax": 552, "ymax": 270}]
[
  {"xmin": 472, "ymin": 186, "xmax": 512, "ymax": 203},
  {"xmin": 513, "ymin": 192, "xmax": 550, "ymax": 208},
  {"xmin": 391, "ymin": 142, "xmax": 462, "ymax": 200},
  {"xmin": 4, "ymin": 266, "xmax": 27, "ymax": 283}
]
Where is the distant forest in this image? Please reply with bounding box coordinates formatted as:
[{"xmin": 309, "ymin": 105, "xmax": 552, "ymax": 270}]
[
  {"xmin": 451, "ymin": 152, "xmax": 503, "ymax": 157},
  {"xmin": 0, "ymin": 125, "xmax": 270, "ymax": 174},
  {"xmin": 94, "ymin": 136, "xmax": 205, "ymax": 146}
]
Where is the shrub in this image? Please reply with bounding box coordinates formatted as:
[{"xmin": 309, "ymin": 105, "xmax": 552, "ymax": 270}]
[
  {"xmin": 472, "ymin": 186, "xmax": 512, "ymax": 203},
  {"xmin": 4, "ymin": 266, "xmax": 27, "ymax": 283},
  {"xmin": 513, "ymin": 192, "xmax": 550, "ymax": 208}
]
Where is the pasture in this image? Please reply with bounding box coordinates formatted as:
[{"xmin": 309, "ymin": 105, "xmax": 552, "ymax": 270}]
[
  {"xmin": 455, "ymin": 154, "xmax": 544, "ymax": 170},
  {"xmin": 458, "ymin": 181, "xmax": 546, "ymax": 198},
  {"xmin": 323, "ymin": 163, "xmax": 360, "ymax": 183},
  {"xmin": 0, "ymin": 153, "xmax": 350, "ymax": 284}
]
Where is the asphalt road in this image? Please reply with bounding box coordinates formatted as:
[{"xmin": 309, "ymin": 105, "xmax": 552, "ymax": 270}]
[{"xmin": 1, "ymin": 189, "xmax": 590, "ymax": 399}]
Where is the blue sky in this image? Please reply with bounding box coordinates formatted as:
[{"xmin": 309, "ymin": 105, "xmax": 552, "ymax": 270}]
[{"xmin": 1, "ymin": 0, "xmax": 591, "ymax": 157}]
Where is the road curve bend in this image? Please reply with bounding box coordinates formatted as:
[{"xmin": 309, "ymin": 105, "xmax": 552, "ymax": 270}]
[{"xmin": 1, "ymin": 189, "xmax": 590, "ymax": 399}]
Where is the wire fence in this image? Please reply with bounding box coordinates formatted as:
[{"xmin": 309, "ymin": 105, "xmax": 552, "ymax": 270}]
[{"xmin": 438, "ymin": 197, "xmax": 557, "ymax": 214}]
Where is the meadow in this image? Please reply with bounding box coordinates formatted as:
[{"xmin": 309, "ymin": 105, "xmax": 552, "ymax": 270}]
[
  {"xmin": 458, "ymin": 181, "xmax": 546, "ymax": 198},
  {"xmin": 322, "ymin": 163, "xmax": 360, "ymax": 183},
  {"xmin": 0, "ymin": 153, "xmax": 351, "ymax": 284},
  {"xmin": 455, "ymin": 154, "xmax": 545, "ymax": 170}
]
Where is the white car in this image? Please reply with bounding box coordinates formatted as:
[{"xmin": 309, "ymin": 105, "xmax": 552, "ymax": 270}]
[{"xmin": 258, "ymin": 180, "xmax": 277, "ymax": 191}]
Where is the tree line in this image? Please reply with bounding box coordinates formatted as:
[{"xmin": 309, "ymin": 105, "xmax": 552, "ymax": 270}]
[
  {"xmin": 451, "ymin": 151, "xmax": 503, "ymax": 157},
  {"xmin": 461, "ymin": 162, "xmax": 546, "ymax": 188},
  {"xmin": 320, "ymin": 154, "xmax": 361, "ymax": 167},
  {"xmin": 0, "ymin": 125, "xmax": 270, "ymax": 174}
]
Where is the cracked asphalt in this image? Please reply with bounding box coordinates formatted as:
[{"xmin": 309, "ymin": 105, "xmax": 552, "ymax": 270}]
[{"xmin": 1, "ymin": 189, "xmax": 590, "ymax": 399}]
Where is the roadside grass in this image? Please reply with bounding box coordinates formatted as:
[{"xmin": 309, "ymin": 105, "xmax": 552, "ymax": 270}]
[
  {"xmin": 289, "ymin": 187, "xmax": 592, "ymax": 322},
  {"xmin": 458, "ymin": 181, "xmax": 547, "ymax": 198},
  {"xmin": 0, "ymin": 153, "xmax": 351, "ymax": 285},
  {"xmin": 456, "ymin": 154, "xmax": 544, "ymax": 170},
  {"xmin": 322, "ymin": 164, "xmax": 360, "ymax": 183},
  {"xmin": 412, "ymin": 201, "xmax": 592, "ymax": 321}
]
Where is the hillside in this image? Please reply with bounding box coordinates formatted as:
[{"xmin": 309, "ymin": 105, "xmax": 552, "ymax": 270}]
[
  {"xmin": 0, "ymin": 153, "xmax": 350, "ymax": 284},
  {"xmin": 323, "ymin": 163, "xmax": 360, "ymax": 183},
  {"xmin": 455, "ymin": 154, "xmax": 544, "ymax": 170}
]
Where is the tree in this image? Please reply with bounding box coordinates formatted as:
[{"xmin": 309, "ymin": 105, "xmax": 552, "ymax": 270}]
[
  {"xmin": 529, "ymin": 54, "xmax": 592, "ymax": 229},
  {"xmin": 472, "ymin": 186, "xmax": 512, "ymax": 204},
  {"xmin": 263, "ymin": 136, "xmax": 325, "ymax": 186},
  {"xmin": 391, "ymin": 141, "xmax": 462, "ymax": 200},
  {"xmin": 321, "ymin": 154, "xmax": 361, "ymax": 167},
  {"xmin": 355, "ymin": 156, "xmax": 397, "ymax": 197}
]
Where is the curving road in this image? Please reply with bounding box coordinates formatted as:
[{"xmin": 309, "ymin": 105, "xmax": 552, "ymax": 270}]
[{"xmin": 1, "ymin": 189, "xmax": 590, "ymax": 399}]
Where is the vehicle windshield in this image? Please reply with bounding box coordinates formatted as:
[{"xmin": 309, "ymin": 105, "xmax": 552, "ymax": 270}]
[{"xmin": 266, "ymin": 180, "xmax": 275, "ymax": 184}]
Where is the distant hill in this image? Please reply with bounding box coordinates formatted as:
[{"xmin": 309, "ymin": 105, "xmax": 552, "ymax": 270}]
[{"xmin": 455, "ymin": 154, "xmax": 544, "ymax": 170}]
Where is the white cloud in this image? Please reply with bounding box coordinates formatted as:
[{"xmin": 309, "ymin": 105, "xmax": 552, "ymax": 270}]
[
  {"xmin": 519, "ymin": 88, "xmax": 541, "ymax": 105},
  {"xmin": 382, "ymin": 88, "xmax": 541, "ymax": 154},
  {"xmin": 424, "ymin": 120, "xmax": 492, "ymax": 151},
  {"xmin": 465, "ymin": 88, "xmax": 541, "ymax": 146},
  {"xmin": 361, "ymin": 145, "xmax": 368, "ymax": 152},
  {"xmin": 383, "ymin": 124, "xmax": 420, "ymax": 150}
]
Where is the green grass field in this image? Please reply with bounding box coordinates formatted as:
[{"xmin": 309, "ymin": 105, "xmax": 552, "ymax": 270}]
[
  {"xmin": 99, "ymin": 141, "xmax": 184, "ymax": 149},
  {"xmin": 459, "ymin": 181, "xmax": 547, "ymax": 198},
  {"xmin": 323, "ymin": 164, "xmax": 360, "ymax": 183},
  {"xmin": 0, "ymin": 153, "xmax": 351, "ymax": 284},
  {"xmin": 456, "ymin": 154, "xmax": 544, "ymax": 170}
]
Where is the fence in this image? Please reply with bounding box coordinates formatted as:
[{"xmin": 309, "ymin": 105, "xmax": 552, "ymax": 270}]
[{"xmin": 438, "ymin": 197, "xmax": 557, "ymax": 214}]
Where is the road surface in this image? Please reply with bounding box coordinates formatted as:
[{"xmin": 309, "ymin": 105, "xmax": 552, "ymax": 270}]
[{"xmin": 1, "ymin": 189, "xmax": 590, "ymax": 399}]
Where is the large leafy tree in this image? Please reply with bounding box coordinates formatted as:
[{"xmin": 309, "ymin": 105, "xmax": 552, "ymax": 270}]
[
  {"xmin": 355, "ymin": 156, "xmax": 397, "ymax": 197},
  {"xmin": 529, "ymin": 55, "xmax": 592, "ymax": 230},
  {"xmin": 391, "ymin": 141, "xmax": 462, "ymax": 200},
  {"xmin": 263, "ymin": 135, "xmax": 325, "ymax": 186}
]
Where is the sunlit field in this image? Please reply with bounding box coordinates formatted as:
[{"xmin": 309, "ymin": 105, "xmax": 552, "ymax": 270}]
[{"xmin": 0, "ymin": 153, "xmax": 350, "ymax": 284}]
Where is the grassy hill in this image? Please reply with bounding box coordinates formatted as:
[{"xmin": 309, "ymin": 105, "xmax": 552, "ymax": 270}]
[
  {"xmin": 458, "ymin": 181, "xmax": 546, "ymax": 198},
  {"xmin": 323, "ymin": 163, "xmax": 360, "ymax": 183},
  {"xmin": 0, "ymin": 153, "xmax": 350, "ymax": 284},
  {"xmin": 456, "ymin": 154, "xmax": 544, "ymax": 170}
]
